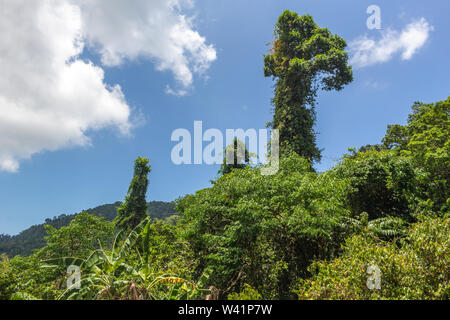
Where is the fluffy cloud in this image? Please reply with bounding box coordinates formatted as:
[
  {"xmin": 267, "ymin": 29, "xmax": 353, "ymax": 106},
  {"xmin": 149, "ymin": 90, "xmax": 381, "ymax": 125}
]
[
  {"xmin": 75, "ymin": 0, "xmax": 216, "ymax": 89},
  {"xmin": 0, "ymin": 0, "xmax": 216, "ymax": 172},
  {"xmin": 350, "ymin": 18, "xmax": 433, "ymax": 68}
]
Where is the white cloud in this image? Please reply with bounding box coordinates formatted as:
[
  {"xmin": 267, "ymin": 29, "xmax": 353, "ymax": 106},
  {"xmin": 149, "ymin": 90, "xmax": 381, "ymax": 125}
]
[
  {"xmin": 0, "ymin": 0, "xmax": 131, "ymax": 172},
  {"xmin": 75, "ymin": 0, "xmax": 217, "ymax": 88},
  {"xmin": 165, "ymin": 85, "xmax": 189, "ymax": 97},
  {"xmin": 350, "ymin": 18, "xmax": 433, "ymax": 68},
  {"xmin": 0, "ymin": 0, "xmax": 216, "ymax": 172}
]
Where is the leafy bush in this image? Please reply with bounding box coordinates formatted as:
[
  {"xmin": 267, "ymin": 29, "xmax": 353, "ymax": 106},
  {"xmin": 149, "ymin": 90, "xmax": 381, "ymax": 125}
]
[
  {"xmin": 39, "ymin": 211, "xmax": 115, "ymax": 260},
  {"xmin": 296, "ymin": 216, "xmax": 449, "ymax": 300},
  {"xmin": 227, "ymin": 284, "xmax": 262, "ymax": 300},
  {"xmin": 3, "ymin": 254, "xmax": 60, "ymax": 300},
  {"xmin": 58, "ymin": 221, "xmax": 208, "ymax": 300},
  {"xmin": 335, "ymin": 150, "xmax": 418, "ymax": 221},
  {"xmin": 0, "ymin": 255, "xmax": 16, "ymax": 299},
  {"xmin": 140, "ymin": 219, "xmax": 195, "ymax": 278}
]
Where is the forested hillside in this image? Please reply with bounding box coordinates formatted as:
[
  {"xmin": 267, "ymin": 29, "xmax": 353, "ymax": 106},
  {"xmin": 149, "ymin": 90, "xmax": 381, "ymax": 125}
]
[{"xmin": 0, "ymin": 201, "xmax": 177, "ymax": 257}]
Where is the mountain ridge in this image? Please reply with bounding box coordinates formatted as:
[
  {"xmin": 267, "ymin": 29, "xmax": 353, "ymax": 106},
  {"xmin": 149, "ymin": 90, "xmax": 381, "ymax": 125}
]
[{"xmin": 0, "ymin": 201, "xmax": 177, "ymax": 257}]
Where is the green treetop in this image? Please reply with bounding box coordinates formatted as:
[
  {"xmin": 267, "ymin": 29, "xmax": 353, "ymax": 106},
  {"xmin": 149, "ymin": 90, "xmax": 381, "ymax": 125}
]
[
  {"xmin": 114, "ymin": 157, "xmax": 151, "ymax": 231},
  {"xmin": 218, "ymin": 138, "xmax": 250, "ymax": 175},
  {"xmin": 264, "ymin": 10, "xmax": 353, "ymax": 162},
  {"xmin": 383, "ymin": 98, "xmax": 449, "ymax": 213}
]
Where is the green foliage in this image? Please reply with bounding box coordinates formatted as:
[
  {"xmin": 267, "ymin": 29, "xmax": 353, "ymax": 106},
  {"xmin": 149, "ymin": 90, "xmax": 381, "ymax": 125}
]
[
  {"xmin": 365, "ymin": 216, "xmax": 407, "ymax": 239},
  {"xmin": 4, "ymin": 254, "xmax": 61, "ymax": 299},
  {"xmin": 140, "ymin": 219, "xmax": 195, "ymax": 277},
  {"xmin": 114, "ymin": 157, "xmax": 152, "ymax": 231},
  {"xmin": 177, "ymin": 153, "xmax": 352, "ymax": 298},
  {"xmin": 9, "ymin": 292, "xmax": 39, "ymax": 300},
  {"xmin": 39, "ymin": 212, "xmax": 115, "ymax": 261},
  {"xmin": 227, "ymin": 284, "xmax": 262, "ymax": 300},
  {"xmin": 383, "ymin": 98, "xmax": 449, "ymax": 213},
  {"xmin": 0, "ymin": 213, "xmax": 115, "ymax": 300},
  {"xmin": 59, "ymin": 220, "xmax": 207, "ymax": 300},
  {"xmin": 218, "ymin": 139, "xmax": 251, "ymax": 176},
  {"xmin": 335, "ymin": 150, "xmax": 418, "ymax": 221},
  {"xmin": 264, "ymin": 10, "xmax": 353, "ymax": 161},
  {"xmin": 357, "ymin": 144, "xmax": 387, "ymax": 153},
  {"xmin": 383, "ymin": 124, "xmax": 409, "ymax": 150},
  {"xmin": 147, "ymin": 201, "xmax": 178, "ymax": 220},
  {"xmin": 296, "ymin": 216, "xmax": 449, "ymax": 300},
  {"xmin": 341, "ymin": 214, "xmax": 408, "ymax": 241},
  {"xmin": 0, "ymin": 255, "xmax": 16, "ymax": 299}
]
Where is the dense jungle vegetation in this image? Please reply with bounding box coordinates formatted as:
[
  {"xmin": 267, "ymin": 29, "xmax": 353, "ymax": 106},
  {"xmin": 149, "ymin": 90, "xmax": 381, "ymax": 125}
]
[{"xmin": 0, "ymin": 10, "xmax": 448, "ymax": 300}]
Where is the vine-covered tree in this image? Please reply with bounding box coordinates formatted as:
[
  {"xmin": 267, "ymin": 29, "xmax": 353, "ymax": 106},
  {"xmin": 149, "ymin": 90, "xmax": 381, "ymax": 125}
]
[
  {"xmin": 114, "ymin": 157, "xmax": 151, "ymax": 231},
  {"xmin": 264, "ymin": 10, "xmax": 353, "ymax": 162}
]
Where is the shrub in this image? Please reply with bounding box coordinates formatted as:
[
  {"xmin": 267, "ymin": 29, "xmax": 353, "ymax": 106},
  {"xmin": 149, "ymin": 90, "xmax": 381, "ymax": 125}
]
[
  {"xmin": 335, "ymin": 150, "xmax": 418, "ymax": 221},
  {"xmin": 296, "ymin": 216, "xmax": 449, "ymax": 300}
]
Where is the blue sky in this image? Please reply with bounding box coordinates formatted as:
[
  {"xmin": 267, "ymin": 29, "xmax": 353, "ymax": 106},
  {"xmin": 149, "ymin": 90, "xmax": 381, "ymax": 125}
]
[{"xmin": 1, "ymin": 0, "xmax": 449, "ymax": 235}]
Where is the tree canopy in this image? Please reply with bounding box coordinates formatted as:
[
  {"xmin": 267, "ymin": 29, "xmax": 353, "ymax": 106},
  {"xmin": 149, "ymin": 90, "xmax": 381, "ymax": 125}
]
[
  {"xmin": 218, "ymin": 138, "xmax": 251, "ymax": 176},
  {"xmin": 114, "ymin": 157, "xmax": 151, "ymax": 231},
  {"xmin": 383, "ymin": 98, "xmax": 449, "ymax": 213}
]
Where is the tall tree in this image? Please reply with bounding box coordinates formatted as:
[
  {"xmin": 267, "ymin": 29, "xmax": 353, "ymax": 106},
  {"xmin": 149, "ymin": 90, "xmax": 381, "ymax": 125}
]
[
  {"xmin": 114, "ymin": 157, "xmax": 151, "ymax": 231},
  {"xmin": 264, "ymin": 10, "xmax": 353, "ymax": 162}
]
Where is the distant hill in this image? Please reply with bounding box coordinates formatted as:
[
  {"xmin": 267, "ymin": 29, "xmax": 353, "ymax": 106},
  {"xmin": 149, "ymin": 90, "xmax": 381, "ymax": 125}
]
[{"xmin": 0, "ymin": 201, "xmax": 177, "ymax": 257}]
